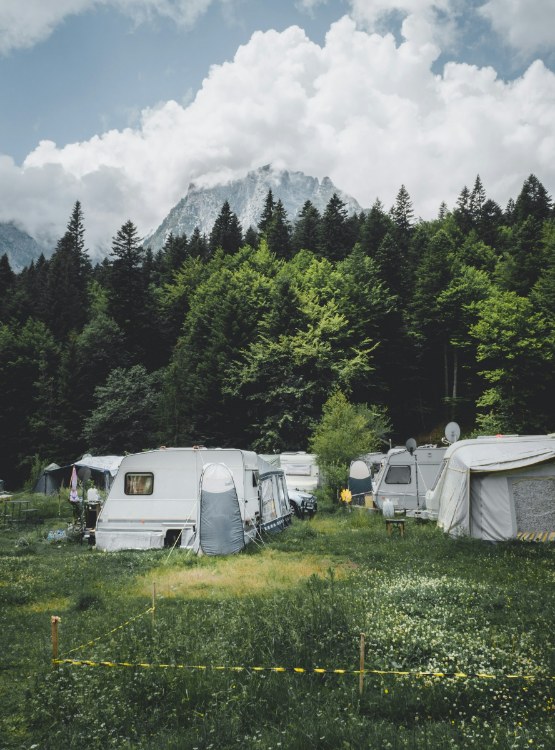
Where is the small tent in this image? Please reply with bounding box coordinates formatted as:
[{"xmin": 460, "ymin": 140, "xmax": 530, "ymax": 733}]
[
  {"xmin": 197, "ymin": 464, "xmax": 245, "ymax": 556},
  {"xmin": 348, "ymin": 459, "xmax": 374, "ymax": 506},
  {"xmin": 33, "ymin": 455, "xmax": 123, "ymax": 494},
  {"xmin": 427, "ymin": 435, "xmax": 555, "ymax": 541}
]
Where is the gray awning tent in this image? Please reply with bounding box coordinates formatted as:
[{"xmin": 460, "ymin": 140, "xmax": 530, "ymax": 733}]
[
  {"xmin": 198, "ymin": 463, "xmax": 245, "ymax": 556},
  {"xmin": 427, "ymin": 436, "xmax": 555, "ymax": 541},
  {"xmin": 33, "ymin": 455, "xmax": 123, "ymax": 494}
]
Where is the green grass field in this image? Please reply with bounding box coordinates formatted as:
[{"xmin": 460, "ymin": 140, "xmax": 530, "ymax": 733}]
[{"xmin": 0, "ymin": 496, "xmax": 553, "ymax": 749}]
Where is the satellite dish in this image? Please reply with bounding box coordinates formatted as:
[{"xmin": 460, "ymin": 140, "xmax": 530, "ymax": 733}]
[
  {"xmin": 405, "ymin": 437, "xmax": 417, "ymax": 455},
  {"xmin": 444, "ymin": 422, "xmax": 461, "ymax": 444}
]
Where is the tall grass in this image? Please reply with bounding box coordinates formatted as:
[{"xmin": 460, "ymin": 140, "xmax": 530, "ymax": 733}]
[{"xmin": 0, "ymin": 509, "xmax": 553, "ymax": 748}]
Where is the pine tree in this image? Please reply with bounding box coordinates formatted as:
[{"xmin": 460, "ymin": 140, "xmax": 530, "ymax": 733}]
[
  {"xmin": 454, "ymin": 185, "xmax": 472, "ymax": 234},
  {"xmin": 291, "ymin": 201, "xmax": 321, "ymax": 253},
  {"xmin": 504, "ymin": 198, "xmax": 516, "ymax": 225},
  {"xmin": 469, "ymin": 175, "xmax": 486, "ymax": 224},
  {"xmin": 390, "ymin": 185, "xmax": 414, "ymax": 238},
  {"xmin": 514, "ymin": 174, "xmax": 552, "ymax": 223},
  {"xmin": 438, "ymin": 202, "xmax": 449, "ymax": 221},
  {"xmin": 266, "ymin": 199, "xmax": 292, "ymax": 258},
  {"xmin": 359, "ymin": 199, "xmax": 393, "ymax": 256},
  {"xmin": 188, "ymin": 227, "xmax": 209, "ymax": 260},
  {"xmin": 107, "ymin": 220, "xmax": 151, "ymax": 362},
  {"xmin": 156, "ymin": 233, "xmax": 189, "ymax": 283},
  {"xmin": 318, "ymin": 193, "xmax": 350, "ymax": 261},
  {"xmin": 243, "ymin": 226, "xmax": 259, "ymax": 249},
  {"xmin": 0, "ymin": 254, "xmax": 15, "ymax": 320},
  {"xmin": 258, "ymin": 189, "xmax": 275, "ymax": 234},
  {"xmin": 208, "ymin": 201, "xmax": 243, "ymax": 255},
  {"xmin": 43, "ymin": 202, "xmax": 92, "ymax": 340}
]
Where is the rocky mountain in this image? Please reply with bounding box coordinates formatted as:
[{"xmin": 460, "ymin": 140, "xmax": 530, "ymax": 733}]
[
  {"xmin": 0, "ymin": 222, "xmax": 47, "ymax": 271},
  {"xmin": 146, "ymin": 165, "xmax": 363, "ymax": 251}
]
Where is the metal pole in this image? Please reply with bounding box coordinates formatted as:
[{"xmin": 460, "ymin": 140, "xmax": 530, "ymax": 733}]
[
  {"xmin": 359, "ymin": 632, "xmax": 365, "ymax": 696},
  {"xmin": 51, "ymin": 615, "xmax": 61, "ymax": 662},
  {"xmin": 415, "ymin": 452, "xmax": 420, "ymax": 510}
]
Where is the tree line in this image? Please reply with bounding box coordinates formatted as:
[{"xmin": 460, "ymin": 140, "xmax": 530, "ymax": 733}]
[{"xmin": 1, "ymin": 174, "xmax": 554, "ymax": 488}]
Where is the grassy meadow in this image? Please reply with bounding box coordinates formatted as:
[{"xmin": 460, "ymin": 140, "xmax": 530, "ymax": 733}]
[{"xmin": 0, "ymin": 495, "xmax": 554, "ymax": 749}]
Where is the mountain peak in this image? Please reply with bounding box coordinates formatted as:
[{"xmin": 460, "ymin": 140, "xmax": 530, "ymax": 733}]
[
  {"xmin": 146, "ymin": 165, "xmax": 362, "ymax": 251},
  {"xmin": 0, "ymin": 221, "xmax": 46, "ymax": 272}
]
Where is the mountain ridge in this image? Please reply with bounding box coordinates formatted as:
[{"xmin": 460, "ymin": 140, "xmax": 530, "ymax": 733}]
[
  {"xmin": 146, "ymin": 165, "xmax": 363, "ymax": 251},
  {"xmin": 0, "ymin": 222, "xmax": 47, "ymax": 272}
]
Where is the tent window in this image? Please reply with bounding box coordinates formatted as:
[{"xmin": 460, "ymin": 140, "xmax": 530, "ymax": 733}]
[
  {"xmin": 251, "ymin": 471, "xmax": 259, "ymax": 487},
  {"xmin": 385, "ymin": 466, "xmax": 411, "ymax": 484},
  {"xmin": 125, "ymin": 473, "xmax": 154, "ymax": 495}
]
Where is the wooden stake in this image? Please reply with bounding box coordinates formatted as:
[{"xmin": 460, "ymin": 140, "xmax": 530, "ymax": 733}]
[
  {"xmin": 51, "ymin": 616, "xmax": 61, "ymax": 662},
  {"xmin": 359, "ymin": 632, "xmax": 365, "ymax": 696},
  {"xmin": 152, "ymin": 582, "xmax": 156, "ymax": 629}
]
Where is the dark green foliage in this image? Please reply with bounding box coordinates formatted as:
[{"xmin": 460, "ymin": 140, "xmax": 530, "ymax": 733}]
[
  {"xmin": 43, "ymin": 202, "xmax": 92, "ymax": 341},
  {"xmin": 106, "ymin": 220, "xmax": 164, "ymax": 368},
  {"xmin": 161, "ymin": 246, "xmax": 275, "ymax": 446},
  {"xmin": 243, "ymin": 225, "xmax": 259, "ymax": 248},
  {"xmin": 291, "ymin": 200, "xmax": 321, "ymax": 253},
  {"xmin": 209, "ymin": 200, "xmax": 243, "ymax": 256},
  {"xmin": 266, "ymin": 198, "xmax": 292, "ymax": 258},
  {"xmin": 358, "ymin": 199, "xmax": 392, "ymax": 256},
  {"xmin": 0, "ymin": 319, "xmax": 61, "ymax": 484},
  {"xmin": 309, "ymin": 390, "xmax": 391, "ymax": 500},
  {"xmin": 514, "ymin": 174, "xmax": 552, "ymax": 223},
  {"xmin": 470, "ymin": 290, "xmax": 555, "ymax": 433},
  {"xmin": 83, "ymin": 364, "xmax": 162, "ymax": 454},
  {"xmin": 0, "ymin": 253, "xmax": 15, "ymax": 319},
  {"xmin": 1, "ymin": 174, "xmax": 554, "ymax": 488},
  {"xmin": 318, "ymin": 193, "xmax": 352, "ymax": 260},
  {"xmin": 188, "ymin": 226, "xmax": 209, "ymax": 259},
  {"xmin": 257, "ymin": 188, "xmax": 275, "ymax": 234}
]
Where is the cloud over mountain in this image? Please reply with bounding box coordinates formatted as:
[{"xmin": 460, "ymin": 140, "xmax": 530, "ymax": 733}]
[{"xmin": 0, "ymin": 13, "xmax": 554, "ymax": 255}]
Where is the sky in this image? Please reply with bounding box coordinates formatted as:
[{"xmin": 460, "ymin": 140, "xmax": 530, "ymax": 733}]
[{"xmin": 0, "ymin": 0, "xmax": 554, "ymax": 256}]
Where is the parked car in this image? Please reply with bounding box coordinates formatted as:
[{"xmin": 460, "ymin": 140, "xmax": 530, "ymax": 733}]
[{"xmin": 288, "ymin": 490, "xmax": 317, "ymax": 519}]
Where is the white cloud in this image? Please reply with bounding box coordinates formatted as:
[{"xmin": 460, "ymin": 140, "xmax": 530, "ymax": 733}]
[
  {"xmin": 479, "ymin": 0, "xmax": 555, "ymax": 55},
  {"xmin": 0, "ymin": 0, "xmax": 216, "ymax": 54},
  {"xmin": 296, "ymin": 0, "xmax": 329, "ymax": 11},
  {"xmin": 1, "ymin": 16, "xmax": 554, "ymax": 254},
  {"xmin": 347, "ymin": 0, "xmax": 459, "ymax": 53}
]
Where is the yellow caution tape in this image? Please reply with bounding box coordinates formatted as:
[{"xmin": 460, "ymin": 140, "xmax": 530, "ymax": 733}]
[
  {"xmin": 51, "ymin": 659, "xmax": 554, "ymax": 681},
  {"xmin": 62, "ymin": 607, "xmax": 155, "ymax": 657}
]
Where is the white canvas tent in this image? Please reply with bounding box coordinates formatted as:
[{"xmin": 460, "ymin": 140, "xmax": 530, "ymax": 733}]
[{"xmin": 426, "ymin": 435, "xmax": 555, "ymax": 541}]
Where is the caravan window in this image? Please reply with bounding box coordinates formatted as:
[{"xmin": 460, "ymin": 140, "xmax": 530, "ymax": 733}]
[
  {"xmin": 125, "ymin": 473, "xmax": 154, "ymax": 495},
  {"xmin": 385, "ymin": 465, "xmax": 411, "ymax": 484}
]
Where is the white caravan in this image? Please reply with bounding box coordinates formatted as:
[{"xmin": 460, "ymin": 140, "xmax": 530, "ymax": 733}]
[
  {"xmin": 279, "ymin": 452, "xmax": 320, "ymax": 493},
  {"xmin": 95, "ymin": 447, "xmax": 291, "ymax": 554},
  {"xmin": 426, "ymin": 435, "xmax": 555, "ymax": 541},
  {"xmin": 372, "ymin": 446, "xmax": 447, "ymax": 512}
]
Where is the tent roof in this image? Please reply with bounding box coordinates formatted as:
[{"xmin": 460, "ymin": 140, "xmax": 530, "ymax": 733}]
[
  {"xmin": 441, "ymin": 435, "xmax": 555, "ymax": 474},
  {"xmin": 74, "ymin": 455, "xmax": 124, "ymax": 477}
]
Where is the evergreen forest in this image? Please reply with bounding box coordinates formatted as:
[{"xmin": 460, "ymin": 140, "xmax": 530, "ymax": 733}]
[{"xmin": 1, "ymin": 174, "xmax": 554, "ymax": 488}]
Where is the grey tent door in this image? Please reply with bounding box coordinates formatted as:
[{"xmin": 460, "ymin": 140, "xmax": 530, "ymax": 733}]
[{"xmin": 199, "ymin": 463, "xmax": 245, "ymax": 556}]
